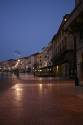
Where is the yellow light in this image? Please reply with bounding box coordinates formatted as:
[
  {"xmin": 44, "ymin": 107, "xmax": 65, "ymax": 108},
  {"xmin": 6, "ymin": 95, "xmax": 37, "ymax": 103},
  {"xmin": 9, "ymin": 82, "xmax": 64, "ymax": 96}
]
[
  {"xmin": 64, "ymin": 18, "xmax": 67, "ymax": 22},
  {"xmin": 38, "ymin": 83, "xmax": 43, "ymax": 92},
  {"xmin": 18, "ymin": 59, "xmax": 20, "ymax": 62},
  {"xmin": 57, "ymin": 65, "xmax": 59, "ymax": 71},
  {"xmin": 39, "ymin": 69, "xmax": 42, "ymax": 72},
  {"xmin": 14, "ymin": 84, "xmax": 23, "ymax": 101},
  {"xmin": 39, "ymin": 84, "xmax": 43, "ymax": 89}
]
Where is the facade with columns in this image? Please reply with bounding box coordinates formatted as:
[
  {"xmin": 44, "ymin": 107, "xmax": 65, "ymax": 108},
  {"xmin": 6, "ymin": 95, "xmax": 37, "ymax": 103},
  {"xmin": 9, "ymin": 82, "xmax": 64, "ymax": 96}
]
[
  {"xmin": 64, "ymin": 0, "xmax": 83, "ymax": 80},
  {"xmin": 51, "ymin": 14, "xmax": 74, "ymax": 78}
]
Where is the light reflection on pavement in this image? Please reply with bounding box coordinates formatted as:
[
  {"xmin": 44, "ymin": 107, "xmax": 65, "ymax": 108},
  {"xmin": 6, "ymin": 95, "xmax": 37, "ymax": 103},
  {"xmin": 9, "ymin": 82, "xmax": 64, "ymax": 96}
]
[{"xmin": 0, "ymin": 73, "xmax": 83, "ymax": 125}]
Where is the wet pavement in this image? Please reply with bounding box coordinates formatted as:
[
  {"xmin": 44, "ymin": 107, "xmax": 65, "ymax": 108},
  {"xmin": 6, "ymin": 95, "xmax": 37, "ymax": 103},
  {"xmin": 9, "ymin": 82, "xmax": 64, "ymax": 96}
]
[{"xmin": 0, "ymin": 73, "xmax": 83, "ymax": 125}]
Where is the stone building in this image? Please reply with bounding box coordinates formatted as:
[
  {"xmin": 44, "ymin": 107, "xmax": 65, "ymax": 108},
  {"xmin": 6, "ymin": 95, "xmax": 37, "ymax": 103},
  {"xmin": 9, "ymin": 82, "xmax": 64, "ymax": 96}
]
[
  {"xmin": 18, "ymin": 53, "xmax": 39, "ymax": 73},
  {"xmin": 36, "ymin": 52, "xmax": 44, "ymax": 68},
  {"xmin": 0, "ymin": 59, "xmax": 16, "ymax": 72},
  {"xmin": 51, "ymin": 14, "xmax": 74, "ymax": 78},
  {"xmin": 64, "ymin": 0, "xmax": 83, "ymax": 80}
]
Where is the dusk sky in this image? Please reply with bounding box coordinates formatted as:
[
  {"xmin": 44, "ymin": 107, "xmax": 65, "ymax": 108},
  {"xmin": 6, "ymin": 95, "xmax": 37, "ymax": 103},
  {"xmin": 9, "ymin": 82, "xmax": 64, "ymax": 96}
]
[{"xmin": 0, "ymin": 0, "xmax": 75, "ymax": 61}]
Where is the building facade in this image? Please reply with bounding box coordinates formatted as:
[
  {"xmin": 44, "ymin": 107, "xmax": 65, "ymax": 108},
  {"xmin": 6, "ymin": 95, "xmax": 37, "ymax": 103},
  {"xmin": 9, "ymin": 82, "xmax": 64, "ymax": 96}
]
[
  {"xmin": 51, "ymin": 14, "xmax": 74, "ymax": 78},
  {"xmin": 64, "ymin": 0, "xmax": 83, "ymax": 80}
]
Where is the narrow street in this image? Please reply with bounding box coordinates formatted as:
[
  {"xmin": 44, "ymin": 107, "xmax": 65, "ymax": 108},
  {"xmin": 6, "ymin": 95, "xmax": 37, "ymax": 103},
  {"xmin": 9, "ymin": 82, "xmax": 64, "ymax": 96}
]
[{"xmin": 0, "ymin": 73, "xmax": 83, "ymax": 125}]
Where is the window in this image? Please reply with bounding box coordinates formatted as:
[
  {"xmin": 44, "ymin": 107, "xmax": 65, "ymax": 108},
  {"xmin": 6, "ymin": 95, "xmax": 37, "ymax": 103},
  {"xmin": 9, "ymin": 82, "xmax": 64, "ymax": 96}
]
[{"xmin": 45, "ymin": 55, "xmax": 47, "ymax": 58}]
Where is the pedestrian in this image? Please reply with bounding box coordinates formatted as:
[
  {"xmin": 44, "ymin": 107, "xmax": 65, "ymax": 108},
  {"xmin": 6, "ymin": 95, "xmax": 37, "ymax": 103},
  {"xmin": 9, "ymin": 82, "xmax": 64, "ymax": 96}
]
[{"xmin": 14, "ymin": 69, "xmax": 19, "ymax": 78}]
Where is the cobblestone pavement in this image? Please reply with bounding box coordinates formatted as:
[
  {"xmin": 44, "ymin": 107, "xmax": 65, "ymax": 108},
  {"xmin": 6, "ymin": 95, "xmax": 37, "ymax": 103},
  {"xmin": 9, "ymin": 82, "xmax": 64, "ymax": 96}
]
[{"xmin": 0, "ymin": 73, "xmax": 83, "ymax": 125}]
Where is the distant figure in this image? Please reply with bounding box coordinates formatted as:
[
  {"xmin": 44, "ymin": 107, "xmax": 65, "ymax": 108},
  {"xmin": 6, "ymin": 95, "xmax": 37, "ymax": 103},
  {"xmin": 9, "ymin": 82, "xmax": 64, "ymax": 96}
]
[{"xmin": 14, "ymin": 69, "xmax": 19, "ymax": 78}]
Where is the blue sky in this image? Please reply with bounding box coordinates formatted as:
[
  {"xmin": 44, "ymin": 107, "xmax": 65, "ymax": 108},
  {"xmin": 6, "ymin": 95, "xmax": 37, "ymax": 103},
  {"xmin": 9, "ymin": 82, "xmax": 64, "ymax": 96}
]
[{"xmin": 0, "ymin": 0, "xmax": 75, "ymax": 60}]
